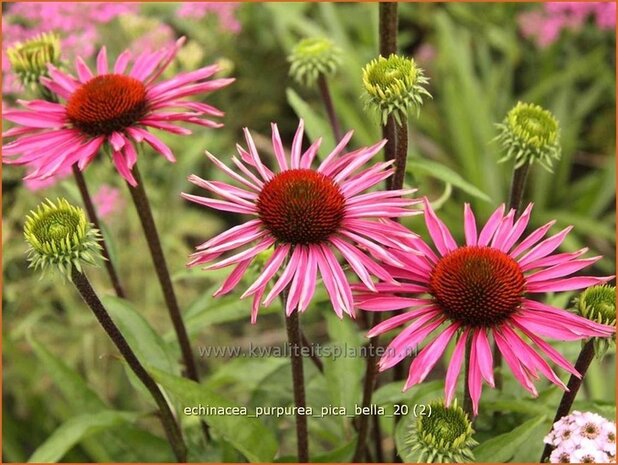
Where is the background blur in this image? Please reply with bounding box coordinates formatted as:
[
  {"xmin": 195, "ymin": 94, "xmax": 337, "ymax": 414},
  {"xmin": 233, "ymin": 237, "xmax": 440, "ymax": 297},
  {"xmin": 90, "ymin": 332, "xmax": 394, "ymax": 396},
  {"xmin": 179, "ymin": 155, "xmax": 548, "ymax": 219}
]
[{"xmin": 2, "ymin": 2, "xmax": 616, "ymax": 462}]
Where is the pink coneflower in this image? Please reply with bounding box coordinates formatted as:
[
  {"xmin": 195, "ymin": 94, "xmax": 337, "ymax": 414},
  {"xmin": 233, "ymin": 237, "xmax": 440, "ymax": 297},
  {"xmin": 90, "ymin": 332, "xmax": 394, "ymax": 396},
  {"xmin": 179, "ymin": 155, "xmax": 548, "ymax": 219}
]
[
  {"xmin": 183, "ymin": 120, "xmax": 421, "ymax": 322},
  {"xmin": 358, "ymin": 200, "xmax": 615, "ymax": 415},
  {"xmin": 2, "ymin": 38, "xmax": 234, "ymax": 186},
  {"xmin": 93, "ymin": 184, "xmax": 124, "ymax": 219}
]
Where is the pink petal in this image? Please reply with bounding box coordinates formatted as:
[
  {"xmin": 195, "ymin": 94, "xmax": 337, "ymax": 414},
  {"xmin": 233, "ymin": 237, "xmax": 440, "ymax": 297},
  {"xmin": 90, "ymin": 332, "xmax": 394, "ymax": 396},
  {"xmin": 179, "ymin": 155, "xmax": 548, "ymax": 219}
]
[
  {"xmin": 330, "ymin": 237, "xmax": 377, "ymax": 292},
  {"xmin": 96, "ymin": 47, "xmax": 108, "ymax": 75},
  {"xmin": 518, "ymin": 226, "xmax": 574, "ymax": 267},
  {"xmin": 474, "ymin": 328, "xmax": 495, "ymax": 387},
  {"xmin": 318, "ymin": 130, "xmax": 354, "ymax": 174},
  {"xmin": 206, "ymin": 151, "xmax": 260, "ymax": 192},
  {"xmin": 75, "ymin": 57, "xmax": 94, "ymax": 82},
  {"xmin": 298, "ymin": 247, "xmax": 318, "ymax": 312},
  {"xmin": 213, "ymin": 258, "xmax": 252, "ymax": 297},
  {"xmin": 242, "ymin": 244, "xmax": 290, "ymax": 298},
  {"xmin": 493, "ymin": 328, "xmax": 538, "ymax": 396},
  {"xmin": 242, "ymin": 128, "xmax": 272, "ymax": 181},
  {"xmin": 270, "ymin": 123, "xmax": 288, "ymax": 171},
  {"xmin": 180, "ymin": 193, "xmax": 256, "ymax": 215},
  {"xmin": 300, "ymin": 137, "xmax": 322, "ymax": 169},
  {"xmin": 422, "ymin": 197, "xmax": 457, "ymax": 256},
  {"xmin": 526, "ymin": 257, "xmax": 601, "ymax": 283},
  {"xmin": 527, "ymin": 275, "xmax": 612, "ymax": 293},
  {"xmin": 194, "ymin": 219, "xmax": 263, "ymax": 251},
  {"xmin": 445, "ymin": 329, "xmax": 469, "ymax": 406},
  {"xmin": 112, "ymin": 150, "xmax": 136, "ymax": 186},
  {"xmin": 321, "ymin": 244, "xmax": 354, "ymax": 317},
  {"xmin": 368, "ymin": 306, "xmax": 437, "ymax": 338},
  {"xmin": 478, "ymin": 204, "xmax": 506, "ymax": 246},
  {"xmin": 290, "ymin": 119, "xmax": 305, "ymax": 169},
  {"xmin": 114, "ymin": 50, "xmax": 132, "ymax": 74},
  {"xmin": 285, "ymin": 246, "xmax": 306, "ymax": 315},
  {"xmin": 510, "ymin": 220, "xmax": 556, "ymax": 258},
  {"xmin": 463, "ymin": 203, "xmax": 477, "ymax": 246},
  {"xmin": 263, "ymin": 246, "xmax": 304, "ymax": 307},
  {"xmin": 405, "ymin": 322, "xmax": 460, "ymax": 389},
  {"xmin": 468, "ymin": 335, "xmax": 483, "ymax": 416},
  {"xmin": 502, "ymin": 203, "xmax": 533, "ymax": 253},
  {"xmin": 205, "ymin": 237, "xmax": 275, "ymax": 270}
]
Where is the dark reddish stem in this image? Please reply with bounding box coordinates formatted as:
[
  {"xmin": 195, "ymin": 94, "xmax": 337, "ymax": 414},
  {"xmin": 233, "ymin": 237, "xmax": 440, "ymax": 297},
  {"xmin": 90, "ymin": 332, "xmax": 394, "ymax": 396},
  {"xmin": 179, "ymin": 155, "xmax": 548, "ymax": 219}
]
[
  {"xmin": 317, "ymin": 74, "xmax": 342, "ymax": 143},
  {"xmin": 72, "ymin": 166, "xmax": 126, "ymax": 298}
]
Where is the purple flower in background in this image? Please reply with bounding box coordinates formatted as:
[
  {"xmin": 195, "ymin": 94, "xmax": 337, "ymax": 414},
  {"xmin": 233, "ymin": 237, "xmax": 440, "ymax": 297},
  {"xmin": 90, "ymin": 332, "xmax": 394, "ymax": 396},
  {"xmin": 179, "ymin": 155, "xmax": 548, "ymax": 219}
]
[
  {"xmin": 93, "ymin": 185, "xmax": 124, "ymax": 219},
  {"xmin": 518, "ymin": 2, "xmax": 616, "ymax": 48},
  {"xmin": 177, "ymin": 3, "xmax": 241, "ymax": 34}
]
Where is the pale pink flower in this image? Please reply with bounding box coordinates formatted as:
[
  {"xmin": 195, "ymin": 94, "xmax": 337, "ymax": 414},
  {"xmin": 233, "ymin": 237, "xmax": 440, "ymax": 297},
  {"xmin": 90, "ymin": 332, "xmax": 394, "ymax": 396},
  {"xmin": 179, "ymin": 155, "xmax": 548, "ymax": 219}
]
[
  {"xmin": 359, "ymin": 201, "xmax": 615, "ymax": 415},
  {"xmin": 570, "ymin": 448, "xmax": 611, "ymax": 463},
  {"xmin": 183, "ymin": 120, "xmax": 421, "ymax": 322},
  {"xmin": 177, "ymin": 3, "xmax": 241, "ymax": 34},
  {"xmin": 93, "ymin": 185, "xmax": 124, "ymax": 219},
  {"xmin": 2, "ymin": 39, "xmax": 234, "ymax": 186}
]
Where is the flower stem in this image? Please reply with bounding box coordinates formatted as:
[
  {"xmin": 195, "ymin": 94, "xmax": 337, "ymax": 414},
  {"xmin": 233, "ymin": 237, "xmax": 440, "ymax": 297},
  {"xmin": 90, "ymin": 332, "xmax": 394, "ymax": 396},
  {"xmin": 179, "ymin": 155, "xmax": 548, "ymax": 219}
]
[
  {"xmin": 317, "ymin": 74, "xmax": 342, "ymax": 143},
  {"xmin": 355, "ymin": 4, "xmax": 399, "ymax": 458},
  {"xmin": 300, "ymin": 330, "xmax": 324, "ymax": 373},
  {"xmin": 391, "ymin": 118, "xmax": 409, "ymax": 190},
  {"xmin": 283, "ymin": 292, "xmax": 309, "ymax": 462},
  {"xmin": 463, "ymin": 335, "xmax": 474, "ymax": 418},
  {"xmin": 72, "ymin": 166, "xmax": 126, "ymax": 298},
  {"xmin": 540, "ymin": 340, "xmax": 596, "ymax": 462},
  {"xmin": 70, "ymin": 268, "xmax": 187, "ymax": 463},
  {"xmin": 126, "ymin": 166, "xmax": 199, "ymax": 383}
]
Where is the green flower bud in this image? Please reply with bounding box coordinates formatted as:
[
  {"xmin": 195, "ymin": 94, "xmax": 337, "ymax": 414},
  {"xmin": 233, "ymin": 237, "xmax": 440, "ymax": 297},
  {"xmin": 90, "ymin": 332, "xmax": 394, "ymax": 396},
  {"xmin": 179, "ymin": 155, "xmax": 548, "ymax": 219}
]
[
  {"xmin": 362, "ymin": 54, "xmax": 430, "ymax": 126},
  {"xmin": 575, "ymin": 285, "xmax": 616, "ymax": 358},
  {"xmin": 288, "ymin": 37, "xmax": 342, "ymax": 87},
  {"xmin": 495, "ymin": 102, "xmax": 561, "ymax": 172},
  {"xmin": 7, "ymin": 32, "xmax": 61, "ymax": 88},
  {"xmin": 24, "ymin": 198, "xmax": 103, "ymax": 278},
  {"xmin": 405, "ymin": 400, "xmax": 477, "ymax": 463}
]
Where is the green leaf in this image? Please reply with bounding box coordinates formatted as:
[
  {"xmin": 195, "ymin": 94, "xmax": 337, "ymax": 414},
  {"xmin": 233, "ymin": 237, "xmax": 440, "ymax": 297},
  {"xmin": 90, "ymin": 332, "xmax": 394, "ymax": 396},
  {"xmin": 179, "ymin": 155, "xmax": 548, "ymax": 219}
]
[
  {"xmin": 28, "ymin": 411, "xmax": 138, "ymax": 463},
  {"xmin": 373, "ymin": 379, "xmax": 443, "ymax": 406},
  {"xmin": 101, "ymin": 296, "xmax": 177, "ymax": 375},
  {"xmin": 28, "ymin": 335, "xmax": 106, "ymax": 413},
  {"xmin": 323, "ymin": 313, "xmax": 364, "ymax": 420},
  {"xmin": 407, "ymin": 158, "xmax": 491, "ymax": 202},
  {"xmin": 286, "ymin": 87, "xmax": 336, "ymax": 156},
  {"xmin": 149, "ymin": 367, "xmax": 278, "ymax": 462},
  {"xmin": 474, "ymin": 415, "xmax": 546, "ymax": 463}
]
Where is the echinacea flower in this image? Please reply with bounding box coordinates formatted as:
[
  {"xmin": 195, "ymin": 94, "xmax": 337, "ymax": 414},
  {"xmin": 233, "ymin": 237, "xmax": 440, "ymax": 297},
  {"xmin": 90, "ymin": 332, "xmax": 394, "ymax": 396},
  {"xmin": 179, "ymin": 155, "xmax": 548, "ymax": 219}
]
[
  {"xmin": 358, "ymin": 200, "xmax": 615, "ymax": 414},
  {"xmin": 183, "ymin": 120, "xmax": 421, "ymax": 322},
  {"xmin": 2, "ymin": 38, "xmax": 234, "ymax": 186}
]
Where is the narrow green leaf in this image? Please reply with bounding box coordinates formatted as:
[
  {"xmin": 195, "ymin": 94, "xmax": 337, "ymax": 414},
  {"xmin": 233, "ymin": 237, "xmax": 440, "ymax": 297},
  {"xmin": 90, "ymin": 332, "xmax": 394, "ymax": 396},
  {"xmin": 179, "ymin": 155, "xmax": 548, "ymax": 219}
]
[
  {"xmin": 28, "ymin": 411, "xmax": 138, "ymax": 463},
  {"xmin": 474, "ymin": 415, "xmax": 546, "ymax": 462},
  {"xmin": 286, "ymin": 87, "xmax": 335, "ymax": 155},
  {"xmin": 149, "ymin": 367, "xmax": 278, "ymax": 462},
  {"xmin": 407, "ymin": 158, "xmax": 491, "ymax": 202}
]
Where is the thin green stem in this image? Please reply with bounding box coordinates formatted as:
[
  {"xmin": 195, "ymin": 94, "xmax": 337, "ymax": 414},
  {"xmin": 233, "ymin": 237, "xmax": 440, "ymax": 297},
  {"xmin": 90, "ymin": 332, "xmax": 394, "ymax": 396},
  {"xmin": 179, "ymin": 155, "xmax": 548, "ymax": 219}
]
[
  {"xmin": 72, "ymin": 166, "xmax": 126, "ymax": 299},
  {"xmin": 283, "ymin": 295, "xmax": 309, "ymax": 462},
  {"xmin": 71, "ymin": 269, "xmax": 186, "ymax": 462},
  {"xmin": 317, "ymin": 74, "xmax": 342, "ymax": 143},
  {"xmin": 540, "ymin": 340, "xmax": 596, "ymax": 462}
]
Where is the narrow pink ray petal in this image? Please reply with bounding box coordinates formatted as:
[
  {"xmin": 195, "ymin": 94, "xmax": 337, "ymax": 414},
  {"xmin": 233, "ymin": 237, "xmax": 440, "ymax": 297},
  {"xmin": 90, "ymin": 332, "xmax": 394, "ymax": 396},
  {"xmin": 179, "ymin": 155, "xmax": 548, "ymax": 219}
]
[
  {"xmin": 340, "ymin": 162, "xmax": 395, "ymax": 198},
  {"xmin": 493, "ymin": 328, "xmax": 538, "ymax": 396},
  {"xmin": 40, "ymin": 77, "xmax": 72, "ymax": 100},
  {"xmin": 340, "ymin": 229, "xmax": 405, "ymax": 267},
  {"xmin": 314, "ymin": 244, "xmax": 345, "ymax": 318},
  {"xmin": 357, "ymin": 296, "xmax": 429, "ymax": 312},
  {"xmin": 270, "ymin": 123, "xmax": 288, "ymax": 171},
  {"xmin": 300, "ymin": 137, "xmax": 322, "ymax": 169},
  {"xmin": 445, "ymin": 329, "xmax": 469, "ymax": 406},
  {"xmin": 518, "ymin": 226, "xmax": 574, "ymax": 267},
  {"xmin": 75, "ymin": 57, "xmax": 94, "ymax": 82},
  {"xmin": 180, "ymin": 193, "xmax": 257, "ymax": 215},
  {"xmin": 511, "ymin": 314, "xmax": 590, "ymax": 340},
  {"xmin": 367, "ymin": 306, "xmax": 437, "ymax": 338},
  {"xmin": 318, "ymin": 130, "xmax": 354, "ymax": 173},
  {"xmin": 188, "ymin": 176, "xmax": 257, "ymax": 201},
  {"xmin": 263, "ymin": 246, "xmax": 304, "ymax": 307},
  {"xmin": 123, "ymin": 141, "xmax": 138, "ymax": 169},
  {"xmin": 112, "ymin": 150, "xmax": 137, "ymax": 186},
  {"xmin": 491, "ymin": 209, "xmax": 515, "ymax": 251},
  {"xmin": 463, "ymin": 203, "xmax": 478, "ymax": 246},
  {"xmin": 114, "ymin": 49, "xmax": 132, "ymax": 74},
  {"xmin": 333, "ymin": 140, "xmax": 388, "ymax": 183},
  {"xmin": 526, "ymin": 257, "xmax": 601, "ymax": 283},
  {"xmin": 527, "ymin": 275, "xmax": 612, "ymax": 293},
  {"xmin": 213, "ymin": 258, "xmax": 253, "ymax": 297},
  {"xmin": 298, "ymin": 247, "xmax": 318, "ymax": 312},
  {"xmin": 321, "ymin": 244, "xmax": 355, "ymax": 317},
  {"xmin": 521, "ymin": 299, "xmax": 615, "ymax": 336},
  {"xmin": 201, "ymin": 229, "xmax": 267, "ymax": 255},
  {"xmin": 241, "ymin": 244, "xmax": 290, "ymax": 299},
  {"xmin": 521, "ymin": 248, "xmax": 588, "ymax": 272},
  {"xmin": 290, "ymin": 119, "xmax": 305, "ymax": 169},
  {"xmin": 330, "ymin": 237, "xmax": 377, "ymax": 291},
  {"xmin": 474, "ymin": 328, "xmax": 495, "ymax": 387},
  {"xmin": 141, "ymin": 120, "xmax": 193, "ymax": 135},
  {"xmin": 478, "ymin": 204, "xmax": 506, "ymax": 246},
  {"xmin": 379, "ymin": 314, "xmax": 445, "ymax": 371},
  {"xmin": 286, "ymin": 246, "xmax": 307, "ymax": 315},
  {"xmin": 148, "ymin": 65, "xmax": 219, "ymax": 97},
  {"xmin": 205, "ymin": 237, "xmax": 275, "ymax": 270},
  {"xmin": 19, "ymin": 99, "xmax": 66, "ymax": 114},
  {"xmin": 509, "ymin": 220, "xmax": 556, "ymax": 258},
  {"xmin": 468, "ymin": 332, "xmax": 483, "ymax": 416},
  {"xmin": 96, "ymin": 46, "xmax": 108, "ymax": 75},
  {"xmin": 126, "ymin": 127, "xmax": 176, "ymax": 162},
  {"xmin": 110, "ymin": 132, "xmax": 126, "ymax": 152},
  {"xmin": 422, "ymin": 197, "xmax": 458, "ymax": 255},
  {"xmin": 231, "ymin": 156, "xmax": 264, "ymax": 189},
  {"xmin": 405, "ymin": 322, "xmax": 460, "ymax": 389},
  {"xmin": 251, "ymin": 285, "xmax": 267, "ymax": 324},
  {"xmin": 206, "ymin": 151, "xmax": 261, "ymax": 192},
  {"xmin": 195, "ymin": 219, "xmax": 263, "ymax": 251},
  {"xmin": 502, "ymin": 203, "xmax": 533, "ymax": 253},
  {"xmin": 47, "ymin": 65, "xmax": 80, "ymax": 93},
  {"xmin": 513, "ymin": 322, "xmax": 581, "ymax": 378},
  {"xmin": 76, "ymin": 136, "xmax": 105, "ymax": 170},
  {"xmin": 242, "ymin": 128, "xmax": 272, "ymax": 181},
  {"xmin": 3, "ymin": 110, "xmax": 65, "ymax": 128},
  {"xmin": 145, "ymin": 37, "xmax": 186, "ymax": 84}
]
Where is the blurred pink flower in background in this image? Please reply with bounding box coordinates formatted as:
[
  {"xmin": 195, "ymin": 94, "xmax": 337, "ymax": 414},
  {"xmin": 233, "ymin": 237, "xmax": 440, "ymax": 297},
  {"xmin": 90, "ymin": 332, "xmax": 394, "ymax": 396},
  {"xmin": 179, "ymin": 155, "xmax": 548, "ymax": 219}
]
[
  {"xmin": 130, "ymin": 21, "xmax": 176, "ymax": 53},
  {"xmin": 519, "ymin": 2, "xmax": 616, "ymax": 48},
  {"xmin": 93, "ymin": 185, "xmax": 124, "ymax": 219},
  {"xmin": 2, "ymin": 2, "xmax": 138, "ymax": 94},
  {"xmin": 177, "ymin": 3, "xmax": 241, "ymax": 34}
]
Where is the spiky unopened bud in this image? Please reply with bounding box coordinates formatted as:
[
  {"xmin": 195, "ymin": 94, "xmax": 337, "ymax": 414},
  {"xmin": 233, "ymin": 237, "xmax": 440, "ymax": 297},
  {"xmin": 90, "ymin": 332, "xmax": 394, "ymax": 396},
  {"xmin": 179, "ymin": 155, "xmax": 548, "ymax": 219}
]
[
  {"xmin": 404, "ymin": 399, "xmax": 477, "ymax": 463},
  {"xmin": 288, "ymin": 37, "xmax": 342, "ymax": 87},
  {"xmin": 362, "ymin": 54, "xmax": 430, "ymax": 126},
  {"xmin": 575, "ymin": 285, "xmax": 616, "ymax": 358},
  {"xmin": 7, "ymin": 32, "xmax": 61, "ymax": 88},
  {"xmin": 24, "ymin": 198, "xmax": 103, "ymax": 278},
  {"xmin": 495, "ymin": 102, "xmax": 561, "ymax": 172}
]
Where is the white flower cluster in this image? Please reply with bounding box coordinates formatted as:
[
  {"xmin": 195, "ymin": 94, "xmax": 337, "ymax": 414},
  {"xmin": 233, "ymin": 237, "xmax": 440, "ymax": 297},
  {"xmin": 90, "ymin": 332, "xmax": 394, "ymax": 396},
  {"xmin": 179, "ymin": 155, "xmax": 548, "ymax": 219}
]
[{"xmin": 545, "ymin": 411, "xmax": 616, "ymax": 463}]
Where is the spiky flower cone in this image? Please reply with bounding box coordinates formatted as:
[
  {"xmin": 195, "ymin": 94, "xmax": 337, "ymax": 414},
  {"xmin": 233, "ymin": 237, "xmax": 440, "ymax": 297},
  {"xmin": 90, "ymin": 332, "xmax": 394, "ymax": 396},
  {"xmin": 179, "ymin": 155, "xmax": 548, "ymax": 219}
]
[
  {"xmin": 575, "ymin": 285, "xmax": 616, "ymax": 358},
  {"xmin": 362, "ymin": 54, "xmax": 430, "ymax": 126},
  {"xmin": 496, "ymin": 101, "xmax": 561, "ymax": 172},
  {"xmin": 7, "ymin": 32, "xmax": 61, "ymax": 91},
  {"xmin": 405, "ymin": 399, "xmax": 478, "ymax": 463},
  {"xmin": 24, "ymin": 198, "xmax": 103, "ymax": 278},
  {"xmin": 288, "ymin": 37, "xmax": 342, "ymax": 87}
]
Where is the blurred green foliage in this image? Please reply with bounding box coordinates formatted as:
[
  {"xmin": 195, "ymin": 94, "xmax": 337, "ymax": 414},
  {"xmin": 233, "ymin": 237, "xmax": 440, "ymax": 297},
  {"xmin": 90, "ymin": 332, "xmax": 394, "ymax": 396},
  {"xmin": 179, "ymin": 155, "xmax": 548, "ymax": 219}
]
[{"xmin": 2, "ymin": 2, "xmax": 615, "ymax": 463}]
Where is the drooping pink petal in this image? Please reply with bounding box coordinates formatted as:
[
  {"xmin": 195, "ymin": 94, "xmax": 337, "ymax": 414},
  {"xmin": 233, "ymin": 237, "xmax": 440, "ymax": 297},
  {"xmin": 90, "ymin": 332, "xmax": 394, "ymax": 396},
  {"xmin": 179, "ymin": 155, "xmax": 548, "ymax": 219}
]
[
  {"xmin": 213, "ymin": 258, "xmax": 252, "ymax": 297},
  {"xmin": 242, "ymin": 244, "xmax": 290, "ymax": 298},
  {"xmin": 263, "ymin": 246, "xmax": 304, "ymax": 307},
  {"xmin": 445, "ymin": 329, "xmax": 469, "ymax": 406},
  {"xmin": 112, "ymin": 150, "xmax": 137, "ymax": 186},
  {"xmin": 368, "ymin": 306, "xmax": 438, "ymax": 338},
  {"xmin": 468, "ymin": 333, "xmax": 483, "ymax": 416},
  {"xmin": 493, "ymin": 327, "xmax": 538, "ymax": 396},
  {"xmin": 474, "ymin": 328, "xmax": 495, "ymax": 387}
]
